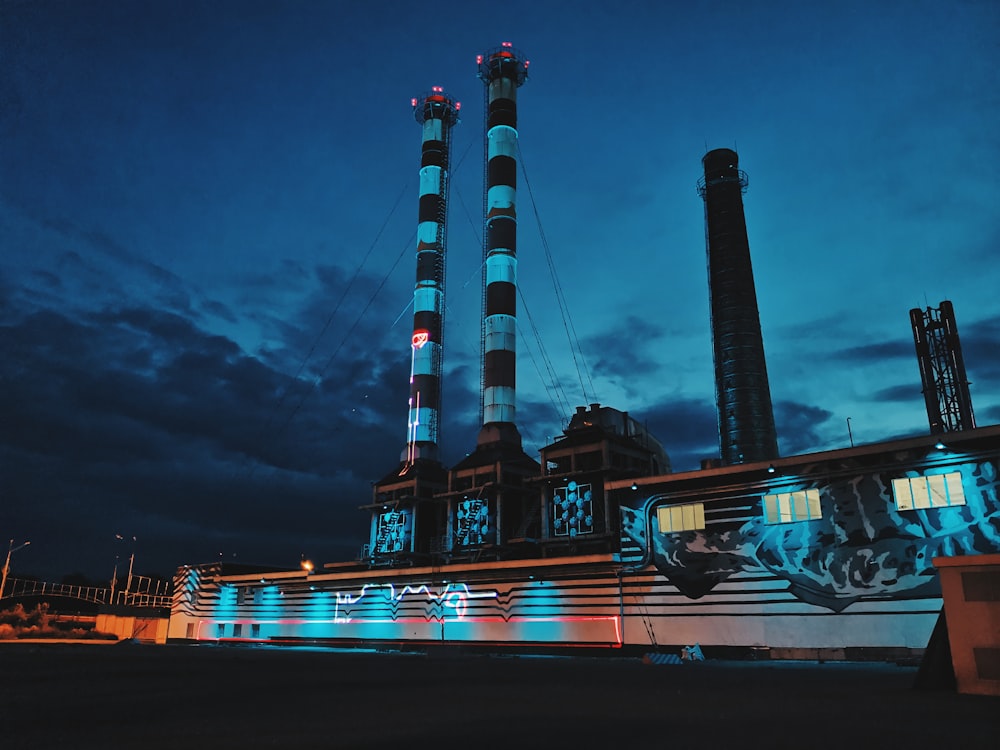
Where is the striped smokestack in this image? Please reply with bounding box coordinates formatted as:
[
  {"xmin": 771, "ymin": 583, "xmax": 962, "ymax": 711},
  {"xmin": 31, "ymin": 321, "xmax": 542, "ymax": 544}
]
[
  {"xmin": 404, "ymin": 87, "xmax": 460, "ymax": 465},
  {"xmin": 476, "ymin": 43, "xmax": 528, "ymax": 446},
  {"xmin": 698, "ymin": 148, "xmax": 779, "ymax": 465}
]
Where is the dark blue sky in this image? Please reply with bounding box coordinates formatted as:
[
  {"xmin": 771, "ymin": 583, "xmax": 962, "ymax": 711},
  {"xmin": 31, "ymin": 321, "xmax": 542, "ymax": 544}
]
[{"xmin": 2, "ymin": 0, "xmax": 999, "ymax": 582}]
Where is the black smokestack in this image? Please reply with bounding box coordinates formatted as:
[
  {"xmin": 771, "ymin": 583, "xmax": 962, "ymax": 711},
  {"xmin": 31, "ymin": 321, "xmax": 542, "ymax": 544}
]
[{"xmin": 698, "ymin": 148, "xmax": 779, "ymax": 464}]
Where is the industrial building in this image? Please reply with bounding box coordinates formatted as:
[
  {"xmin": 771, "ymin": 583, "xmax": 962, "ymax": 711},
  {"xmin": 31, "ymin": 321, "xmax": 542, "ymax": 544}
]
[{"xmin": 167, "ymin": 45, "xmax": 1000, "ymax": 660}]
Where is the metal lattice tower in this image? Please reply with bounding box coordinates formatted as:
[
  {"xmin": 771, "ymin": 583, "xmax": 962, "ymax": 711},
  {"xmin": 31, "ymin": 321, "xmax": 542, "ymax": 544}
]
[{"xmin": 910, "ymin": 300, "xmax": 976, "ymax": 434}]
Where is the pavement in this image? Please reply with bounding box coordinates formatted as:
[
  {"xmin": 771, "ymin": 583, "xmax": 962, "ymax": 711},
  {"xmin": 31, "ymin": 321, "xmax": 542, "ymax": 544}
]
[{"xmin": 0, "ymin": 642, "xmax": 996, "ymax": 749}]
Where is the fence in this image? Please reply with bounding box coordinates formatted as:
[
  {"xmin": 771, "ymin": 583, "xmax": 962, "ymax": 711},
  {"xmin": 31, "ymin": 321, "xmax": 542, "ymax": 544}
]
[{"xmin": 1, "ymin": 577, "xmax": 172, "ymax": 608}]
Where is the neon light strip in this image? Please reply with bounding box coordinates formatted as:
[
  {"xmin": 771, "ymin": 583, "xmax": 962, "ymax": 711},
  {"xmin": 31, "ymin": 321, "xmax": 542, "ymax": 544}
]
[
  {"xmin": 405, "ymin": 344, "xmax": 418, "ymax": 465},
  {"xmin": 328, "ymin": 582, "xmax": 499, "ymax": 621}
]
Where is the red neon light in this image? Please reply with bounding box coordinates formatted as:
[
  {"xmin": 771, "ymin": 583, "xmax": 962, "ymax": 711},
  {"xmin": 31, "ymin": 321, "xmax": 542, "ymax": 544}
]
[{"xmin": 412, "ymin": 330, "xmax": 429, "ymax": 349}]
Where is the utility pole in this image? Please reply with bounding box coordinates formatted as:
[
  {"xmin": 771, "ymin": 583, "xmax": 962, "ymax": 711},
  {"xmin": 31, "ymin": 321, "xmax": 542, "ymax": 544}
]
[
  {"xmin": 116, "ymin": 534, "xmax": 136, "ymax": 605},
  {"xmin": 1, "ymin": 539, "xmax": 31, "ymax": 599},
  {"xmin": 125, "ymin": 548, "xmax": 135, "ymax": 604}
]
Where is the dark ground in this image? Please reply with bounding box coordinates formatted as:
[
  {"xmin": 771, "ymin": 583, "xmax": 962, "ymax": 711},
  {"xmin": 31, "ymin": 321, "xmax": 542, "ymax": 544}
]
[{"xmin": 0, "ymin": 642, "xmax": 996, "ymax": 749}]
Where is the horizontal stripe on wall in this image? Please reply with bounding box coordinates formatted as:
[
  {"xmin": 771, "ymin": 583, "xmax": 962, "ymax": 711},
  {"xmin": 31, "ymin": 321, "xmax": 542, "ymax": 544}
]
[
  {"xmin": 418, "ymin": 165, "xmax": 442, "ymax": 196},
  {"xmin": 408, "ymin": 376, "xmax": 440, "ymax": 409},
  {"xmin": 412, "ymin": 307, "xmax": 441, "ymax": 331},
  {"xmin": 485, "ymin": 253, "xmax": 516, "ymax": 285},
  {"xmin": 487, "ymin": 216, "xmax": 516, "ymax": 252},
  {"xmin": 486, "ymin": 281, "xmax": 516, "ymax": 316},
  {"xmin": 487, "ymin": 125, "xmax": 517, "ymax": 159},
  {"xmin": 487, "ymin": 99, "xmax": 516, "ymax": 129},
  {"xmin": 420, "ymin": 140, "xmax": 447, "ymax": 168},
  {"xmin": 409, "ymin": 342, "xmax": 440, "ymax": 377},
  {"xmin": 488, "ymin": 155, "xmax": 516, "ymax": 189},
  {"xmin": 484, "ymin": 349, "xmax": 516, "ymax": 387},
  {"xmin": 415, "ymin": 252, "xmax": 443, "ymax": 284},
  {"xmin": 418, "ymin": 193, "xmax": 444, "ymax": 223}
]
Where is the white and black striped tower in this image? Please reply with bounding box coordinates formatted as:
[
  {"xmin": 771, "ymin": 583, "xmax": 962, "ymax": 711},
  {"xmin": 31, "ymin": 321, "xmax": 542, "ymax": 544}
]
[
  {"xmin": 476, "ymin": 42, "xmax": 528, "ymax": 446},
  {"xmin": 404, "ymin": 87, "xmax": 460, "ymax": 466}
]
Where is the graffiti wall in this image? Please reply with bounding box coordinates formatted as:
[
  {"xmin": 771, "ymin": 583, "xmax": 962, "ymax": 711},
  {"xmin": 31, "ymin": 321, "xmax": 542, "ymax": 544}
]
[
  {"xmin": 169, "ymin": 432, "xmax": 1000, "ymax": 654},
  {"xmin": 620, "ymin": 455, "xmax": 1000, "ymax": 613}
]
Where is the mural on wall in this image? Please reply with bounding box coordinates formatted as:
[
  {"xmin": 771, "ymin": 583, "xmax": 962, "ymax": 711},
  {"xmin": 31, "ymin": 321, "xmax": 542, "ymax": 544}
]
[
  {"xmin": 330, "ymin": 582, "xmax": 500, "ymax": 622},
  {"xmin": 455, "ymin": 497, "xmax": 495, "ymax": 547},
  {"xmin": 553, "ymin": 480, "xmax": 594, "ymax": 537},
  {"xmin": 621, "ymin": 460, "xmax": 1000, "ymax": 612},
  {"xmin": 375, "ymin": 509, "xmax": 412, "ymax": 554}
]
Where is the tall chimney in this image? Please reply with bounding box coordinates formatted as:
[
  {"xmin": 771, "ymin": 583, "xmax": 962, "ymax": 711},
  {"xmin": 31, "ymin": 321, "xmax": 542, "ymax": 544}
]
[
  {"xmin": 403, "ymin": 88, "xmax": 460, "ymax": 465},
  {"xmin": 698, "ymin": 148, "xmax": 779, "ymax": 464},
  {"xmin": 475, "ymin": 43, "xmax": 529, "ymax": 447}
]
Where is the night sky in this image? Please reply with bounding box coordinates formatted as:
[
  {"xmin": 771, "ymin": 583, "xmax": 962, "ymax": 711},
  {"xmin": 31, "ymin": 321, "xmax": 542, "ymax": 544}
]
[{"xmin": 3, "ymin": 0, "xmax": 998, "ymax": 583}]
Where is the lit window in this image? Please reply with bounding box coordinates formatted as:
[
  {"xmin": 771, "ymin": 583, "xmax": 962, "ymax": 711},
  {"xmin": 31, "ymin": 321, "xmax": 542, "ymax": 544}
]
[
  {"xmin": 892, "ymin": 472, "xmax": 966, "ymax": 511},
  {"xmin": 656, "ymin": 502, "xmax": 706, "ymax": 533},
  {"xmin": 763, "ymin": 489, "xmax": 822, "ymax": 524}
]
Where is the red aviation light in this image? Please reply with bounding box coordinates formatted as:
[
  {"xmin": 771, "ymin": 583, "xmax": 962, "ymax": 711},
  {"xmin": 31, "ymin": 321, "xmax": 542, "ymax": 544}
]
[
  {"xmin": 432, "ymin": 85, "xmax": 443, "ymax": 92},
  {"xmin": 411, "ymin": 97, "xmax": 418, "ymax": 107},
  {"xmin": 455, "ymin": 102, "xmax": 461, "ymax": 111},
  {"xmin": 412, "ymin": 330, "xmax": 430, "ymax": 349},
  {"xmin": 502, "ymin": 41, "xmax": 512, "ymax": 47},
  {"xmin": 476, "ymin": 54, "xmax": 483, "ymax": 64}
]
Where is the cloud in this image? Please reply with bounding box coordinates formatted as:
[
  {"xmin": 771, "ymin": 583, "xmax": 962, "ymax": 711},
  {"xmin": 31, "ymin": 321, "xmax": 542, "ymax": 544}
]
[
  {"xmin": 635, "ymin": 397, "xmax": 719, "ymax": 472},
  {"xmin": 774, "ymin": 400, "xmax": 835, "ymax": 456},
  {"xmin": 978, "ymin": 403, "xmax": 1000, "ymax": 424},
  {"xmin": 581, "ymin": 315, "xmax": 674, "ymax": 400},
  {"xmin": 870, "ymin": 383, "xmax": 922, "ymax": 404},
  {"xmin": 961, "ymin": 313, "xmax": 1000, "ymax": 384},
  {"xmin": 830, "ymin": 338, "xmax": 914, "ymax": 364},
  {"xmin": 0, "ymin": 289, "xmax": 397, "ymax": 581}
]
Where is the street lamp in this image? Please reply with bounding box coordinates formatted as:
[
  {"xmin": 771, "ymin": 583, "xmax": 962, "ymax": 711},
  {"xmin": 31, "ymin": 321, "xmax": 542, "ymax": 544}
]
[
  {"xmin": 1, "ymin": 539, "xmax": 31, "ymax": 600},
  {"xmin": 115, "ymin": 534, "xmax": 136, "ymax": 604}
]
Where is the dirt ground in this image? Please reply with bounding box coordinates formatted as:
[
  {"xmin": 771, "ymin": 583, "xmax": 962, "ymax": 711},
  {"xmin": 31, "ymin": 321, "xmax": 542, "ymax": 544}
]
[{"xmin": 1, "ymin": 642, "xmax": 996, "ymax": 749}]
